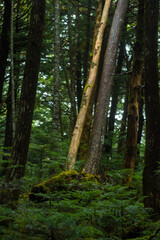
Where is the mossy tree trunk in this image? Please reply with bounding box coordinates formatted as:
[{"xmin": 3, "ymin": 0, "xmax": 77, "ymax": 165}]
[
  {"xmin": 83, "ymin": 0, "xmax": 129, "ymax": 175},
  {"xmin": 66, "ymin": 0, "xmax": 111, "ymax": 170},
  {"xmin": 143, "ymin": 0, "xmax": 160, "ymax": 215},
  {"xmin": 123, "ymin": 0, "xmax": 144, "ymax": 184}
]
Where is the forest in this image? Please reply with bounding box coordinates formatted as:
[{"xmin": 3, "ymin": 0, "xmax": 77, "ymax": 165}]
[{"xmin": 0, "ymin": 0, "xmax": 160, "ymax": 239}]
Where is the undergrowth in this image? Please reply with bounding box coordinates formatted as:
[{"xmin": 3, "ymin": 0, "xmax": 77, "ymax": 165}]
[{"xmin": 0, "ymin": 170, "xmax": 159, "ymax": 240}]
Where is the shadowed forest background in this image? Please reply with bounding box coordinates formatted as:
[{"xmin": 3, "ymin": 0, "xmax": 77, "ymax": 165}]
[{"xmin": 0, "ymin": 0, "xmax": 160, "ymax": 239}]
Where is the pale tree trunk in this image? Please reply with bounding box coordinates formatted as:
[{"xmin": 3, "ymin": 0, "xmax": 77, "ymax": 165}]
[
  {"xmin": 83, "ymin": 0, "xmax": 129, "ymax": 174},
  {"xmin": 52, "ymin": 0, "xmax": 61, "ymax": 136},
  {"xmin": 66, "ymin": 0, "xmax": 111, "ymax": 170},
  {"xmin": 78, "ymin": 0, "xmax": 103, "ymax": 163},
  {"xmin": 123, "ymin": 0, "xmax": 144, "ymax": 184}
]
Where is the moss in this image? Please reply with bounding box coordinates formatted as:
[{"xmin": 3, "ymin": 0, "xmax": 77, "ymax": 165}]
[
  {"xmin": 29, "ymin": 170, "xmax": 100, "ymax": 202},
  {"xmin": 80, "ymin": 172, "xmax": 100, "ymax": 183}
]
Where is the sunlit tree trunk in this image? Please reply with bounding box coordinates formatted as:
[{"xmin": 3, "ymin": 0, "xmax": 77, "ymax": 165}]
[
  {"xmin": 0, "ymin": 0, "xmax": 46, "ymax": 206},
  {"xmin": 66, "ymin": 0, "xmax": 111, "ymax": 170},
  {"xmin": 78, "ymin": 0, "xmax": 103, "ymax": 163},
  {"xmin": 123, "ymin": 0, "xmax": 144, "ymax": 184},
  {"xmin": 83, "ymin": 0, "xmax": 129, "ymax": 174},
  {"xmin": 143, "ymin": 0, "xmax": 160, "ymax": 215},
  {"xmin": 0, "ymin": 0, "xmax": 11, "ymax": 105}
]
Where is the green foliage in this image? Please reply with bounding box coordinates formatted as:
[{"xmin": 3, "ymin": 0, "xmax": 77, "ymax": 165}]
[{"xmin": 0, "ymin": 171, "xmax": 156, "ymax": 240}]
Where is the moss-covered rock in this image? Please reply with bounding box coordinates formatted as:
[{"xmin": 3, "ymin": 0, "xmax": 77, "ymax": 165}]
[{"xmin": 29, "ymin": 170, "xmax": 100, "ymax": 202}]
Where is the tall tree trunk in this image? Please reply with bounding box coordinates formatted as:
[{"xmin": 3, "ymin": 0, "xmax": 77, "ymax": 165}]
[
  {"xmin": 83, "ymin": 0, "xmax": 129, "ymax": 175},
  {"xmin": 78, "ymin": 0, "xmax": 103, "ymax": 163},
  {"xmin": 52, "ymin": 0, "xmax": 61, "ymax": 135},
  {"xmin": 123, "ymin": 0, "xmax": 144, "ymax": 184},
  {"xmin": 0, "ymin": 0, "xmax": 11, "ymax": 105},
  {"xmin": 105, "ymin": 39, "xmax": 126, "ymax": 154},
  {"xmin": 143, "ymin": 0, "xmax": 160, "ymax": 215},
  {"xmin": 117, "ymin": 79, "xmax": 129, "ymax": 153},
  {"xmin": 11, "ymin": 0, "xmax": 16, "ymax": 138},
  {"xmin": 0, "ymin": 81, "xmax": 13, "ymax": 177},
  {"xmin": 137, "ymin": 93, "xmax": 144, "ymax": 156},
  {"xmin": 83, "ymin": 0, "xmax": 91, "ymax": 87},
  {"xmin": 67, "ymin": 0, "xmax": 111, "ymax": 170},
  {"xmin": 75, "ymin": 0, "xmax": 82, "ymax": 112},
  {"xmin": 2, "ymin": 0, "xmax": 46, "ymax": 192},
  {"xmin": 67, "ymin": 1, "xmax": 77, "ymax": 137}
]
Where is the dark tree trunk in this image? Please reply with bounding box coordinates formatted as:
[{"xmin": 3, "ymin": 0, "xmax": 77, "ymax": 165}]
[
  {"xmin": 117, "ymin": 79, "xmax": 129, "ymax": 153},
  {"xmin": 0, "ymin": 0, "xmax": 11, "ymax": 104},
  {"xmin": 0, "ymin": 81, "xmax": 13, "ymax": 177},
  {"xmin": 143, "ymin": 0, "xmax": 160, "ymax": 215},
  {"xmin": 83, "ymin": 0, "xmax": 129, "ymax": 174},
  {"xmin": 123, "ymin": 0, "xmax": 144, "ymax": 183},
  {"xmin": 52, "ymin": 0, "xmax": 61, "ymax": 135},
  {"xmin": 137, "ymin": 93, "xmax": 144, "ymax": 156},
  {"xmin": 4, "ymin": 0, "xmax": 46, "ymax": 183}
]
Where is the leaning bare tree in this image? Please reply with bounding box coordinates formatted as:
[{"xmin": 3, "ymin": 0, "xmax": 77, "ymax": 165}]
[
  {"xmin": 67, "ymin": 0, "xmax": 111, "ymax": 170},
  {"xmin": 83, "ymin": 0, "xmax": 129, "ymax": 174}
]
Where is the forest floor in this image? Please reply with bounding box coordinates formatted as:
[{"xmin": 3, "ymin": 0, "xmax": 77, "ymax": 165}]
[{"xmin": 0, "ymin": 170, "xmax": 160, "ymax": 240}]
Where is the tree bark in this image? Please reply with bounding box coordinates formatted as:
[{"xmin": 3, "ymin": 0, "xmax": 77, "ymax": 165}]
[
  {"xmin": 137, "ymin": 93, "xmax": 144, "ymax": 156},
  {"xmin": 0, "ymin": 0, "xmax": 11, "ymax": 104},
  {"xmin": 11, "ymin": 0, "xmax": 16, "ymax": 138},
  {"xmin": 83, "ymin": 0, "xmax": 129, "ymax": 174},
  {"xmin": 143, "ymin": 0, "xmax": 160, "ymax": 215},
  {"xmin": 67, "ymin": 1, "xmax": 77, "ymax": 137},
  {"xmin": 52, "ymin": 0, "xmax": 61, "ymax": 136},
  {"xmin": 83, "ymin": 0, "xmax": 91, "ymax": 87},
  {"xmin": 105, "ymin": 39, "xmax": 126, "ymax": 154},
  {"xmin": 123, "ymin": 0, "xmax": 144, "ymax": 184},
  {"xmin": 117, "ymin": 79, "xmax": 129, "ymax": 154},
  {"xmin": 78, "ymin": 0, "xmax": 103, "ymax": 163},
  {"xmin": 66, "ymin": 0, "xmax": 111, "ymax": 170},
  {"xmin": 5, "ymin": 0, "xmax": 46, "ymax": 183}
]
